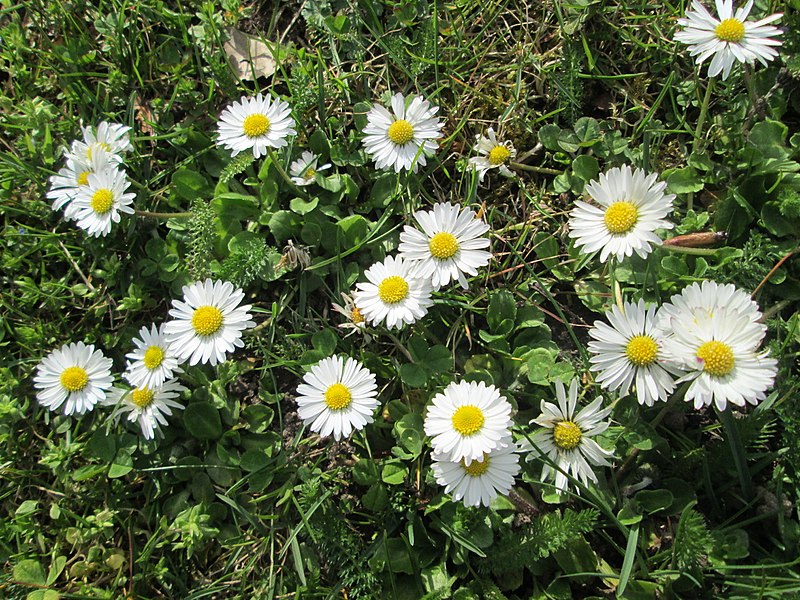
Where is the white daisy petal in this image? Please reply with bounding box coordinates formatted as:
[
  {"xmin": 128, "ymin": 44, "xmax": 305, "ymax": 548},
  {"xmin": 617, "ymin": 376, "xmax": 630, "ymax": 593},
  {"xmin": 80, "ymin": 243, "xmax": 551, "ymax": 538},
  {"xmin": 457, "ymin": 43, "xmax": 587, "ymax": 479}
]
[
  {"xmin": 216, "ymin": 93, "xmax": 297, "ymax": 158},
  {"xmin": 34, "ymin": 342, "xmax": 114, "ymax": 415}
]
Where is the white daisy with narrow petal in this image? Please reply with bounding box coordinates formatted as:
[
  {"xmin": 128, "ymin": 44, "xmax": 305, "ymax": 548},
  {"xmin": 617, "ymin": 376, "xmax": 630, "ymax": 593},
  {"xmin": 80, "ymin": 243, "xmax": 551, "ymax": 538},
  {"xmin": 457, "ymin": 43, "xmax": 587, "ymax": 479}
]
[
  {"xmin": 33, "ymin": 342, "xmax": 114, "ymax": 415},
  {"xmin": 362, "ymin": 92, "xmax": 444, "ymax": 173},
  {"xmin": 124, "ymin": 324, "xmax": 184, "ymax": 389},
  {"xmin": 289, "ymin": 151, "xmax": 331, "ymax": 186},
  {"xmin": 568, "ymin": 165, "xmax": 675, "ymax": 263},
  {"xmin": 163, "ymin": 279, "xmax": 256, "ymax": 366},
  {"xmin": 295, "ymin": 355, "xmax": 379, "ymax": 441},
  {"xmin": 47, "ymin": 147, "xmax": 113, "ymax": 220},
  {"xmin": 398, "ymin": 202, "xmax": 492, "ymax": 290},
  {"xmin": 524, "ymin": 379, "xmax": 614, "ymax": 494},
  {"xmin": 675, "ymin": 0, "xmax": 783, "ymax": 80},
  {"xmin": 331, "ymin": 292, "xmax": 371, "ymax": 341},
  {"xmin": 468, "ymin": 128, "xmax": 516, "ymax": 182},
  {"xmin": 424, "ymin": 381, "xmax": 513, "ymax": 465},
  {"xmin": 431, "ymin": 440, "xmax": 520, "ymax": 508},
  {"xmin": 656, "ymin": 280, "xmax": 763, "ymax": 333},
  {"xmin": 216, "ymin": 93, "xmax": 296, "ymax": 158},
  {"xmin": 588, "ymin": 299, "xmax": 679, "ymax": 406},
  {"xmin": 69, "ymin": 121, "xmax": 133, "ymax": 164},
  {"xmin": 70, "ymin": 166, "xmax": 135, "ymax": 237},
  {"xmin": 353, "ymin": 255, "xmax": 434, "ymax": 330},
  {"xmin": 662, "ymin": 306, "xmax": 777, "ymax": 411},
  {"xmin": 103, "ymin": 379, "xmax": 187, "ymax": 440}
]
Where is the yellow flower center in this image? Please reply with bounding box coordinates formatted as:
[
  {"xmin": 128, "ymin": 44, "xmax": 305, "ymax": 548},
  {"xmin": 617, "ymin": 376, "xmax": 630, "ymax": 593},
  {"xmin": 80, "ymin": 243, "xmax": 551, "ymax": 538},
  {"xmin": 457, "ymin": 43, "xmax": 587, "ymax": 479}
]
[
  {"xmin": 191, "ymin": 305, "xmax": 224, "ymax": 336},
  {"xmin": 143, "ymin": 345, "xmax": 165, "ymax": 370},
  {"xmin": 242, "ymin": 113, "xmax": 271, "ymax": 138},
  {"xmin": 553, "ymin": 420, "xmax": 582, "ymax": 450},
  {"xmin": 488, "ymin": 145, "xmax": 511, "ymax": 166},
  {"xmin": 715, "ymin": 18, "xmax": 745, "ymax": 43},
  {"xmin": 696, "ymin": 340, "xmax": 735, "ymax": 377},
  {"xmin": 461, "ymin": 455, "xmax": 491, "ymax": 477},
  {"xmin": 625, "ymin": 335, "xmax": 659, "ymax": 367},
  {"xmin": 76, "ymin": 171, "xmax": 90, "ymax": 186},
  {"xmin": 91, "ymin": 189, "xmax": 114, "ymax": 214},
  {"xmin": 324, "ymin": 383, "xmax": 352, "ymax": 410},
  {"xmin": 387, "ymin": 119, "xmax": 414, "ymax": 145},
  {"xmin": 604, "ymin": 201, "xmax": 639, "ymax": 234},
  {"xmin": 303, "ymin": 167, "xmax": 316, "ymax": 180},
  {"xmin": 87, "ymin": 142, "xmax": 111, "ymax": 160},
  {"xmin": 350, "ymin": 307, "xmax": 365, "ymax": 324},
  {"xmin": 377, "ymin": 275, "xmax": 409, "ymax": 304},
  {"xmin": 451, "ymin": 405, "xmax": 485, "ymax": 436},
  {"xmin": 428, "ymin": 232, "xmax": 460, "ymax": 260},
  {"xmin": 131, "ymin": 387, "xmax": 155, "ymax": 408},
  {"xmin": 60, "ymin": 366, "xmax": 89, "ymax": 392}
]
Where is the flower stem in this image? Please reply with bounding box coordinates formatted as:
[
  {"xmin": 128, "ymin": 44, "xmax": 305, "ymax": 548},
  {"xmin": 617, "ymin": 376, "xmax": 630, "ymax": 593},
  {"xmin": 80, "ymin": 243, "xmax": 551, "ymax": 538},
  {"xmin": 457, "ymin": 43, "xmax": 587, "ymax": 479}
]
[
  {"xmin": 688, "ymin": 77, "xmax": 715, "ymax": 212},
  {"xmin": 659, "ymin": 245, "xmax": 719, "ymax": 256},
  {"xmin": 134, "ymin": 209, "xmax": 194, "ymax": 219},
  {"xmin": 509, "ymin": 162, "xmax": 561, "ymax": 175},
  {"xmin": 267, "ymin": 149, "xmax": 309, "ymax": 199}
]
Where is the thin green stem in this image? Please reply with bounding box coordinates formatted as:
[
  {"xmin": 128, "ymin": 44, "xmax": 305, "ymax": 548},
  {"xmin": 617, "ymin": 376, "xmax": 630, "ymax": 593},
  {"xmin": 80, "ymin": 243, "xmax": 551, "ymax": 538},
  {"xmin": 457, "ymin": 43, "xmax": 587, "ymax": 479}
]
[
  {"xmin": 689, "ymin": 77, "xmax": 715, "ymax": 212},
  {"xmin": 659, "ymin": 245, "xmax": 719, "ymax": 256},
  {"xmin": 509, "ymin": 161, "xmax": 561, "ymax": 175},
  {"xmin": 267, "ymin": 149, "xmax": 309, "ymax": 199},
  {"xmin": 717, "ymin": 406, "xmax": 755, "ymax": 501},
  {"xmin": 134, "ymin": 209, "xmax": 193, "ymax": 219}
]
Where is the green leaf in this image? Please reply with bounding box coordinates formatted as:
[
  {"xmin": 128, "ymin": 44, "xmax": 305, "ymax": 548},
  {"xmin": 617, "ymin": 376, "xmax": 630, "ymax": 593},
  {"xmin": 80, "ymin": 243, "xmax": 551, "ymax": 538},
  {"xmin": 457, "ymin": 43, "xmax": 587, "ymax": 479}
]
[
  {"xmin": 749, "ymin": 120, "xmax": 789, "ymax": 160},
  {"xmin": 337, "ymin": 214, "xmax": 369, "ymax": 247},
  {"xmin": 369, "ymin": 173, "xmax": 398, "ymax": 207},
  {"xmin": 172, "ymin": 168, "xmax": 212, "ymax": 202},
  {"xmin": 183, "ymin": 402, "xmax": 223, "ymax": 440},
  {"xmin": 526, "ymin": 348, "xmax": 557, "ymax": 385},
  {"xmin": 86, "ymin": 428, "xmax": 117, "ymax": 462},
  {"xmin": 353, "ymin": 458, "xmax": 380, "ymax": 485},
  {"xmin": 362, "ymin": 483, "xmax": 389, "ymax": 511},
  {"xmin": 267, "ymin": 210, "xmax": 302, "ymax": 243},
  {"xmin": 108, "ymin": 448, "xmax": 134, "ymax": 478},
  {"xmin": 538, "ymin": 124, "xmax": 562, "ymax": 151},
  {"xmin": 311, "ymin": 329, "xmax": 337, "ymax": 355},
  {"xmin": 308, "ymin": 129, "xmax": 331, "ymax": 156},
  {"xmin": 213, "ymin": 193, "xmax": 260, "ymax": 220},
  {"xmin": 15, "ymin": 500, "xmax": 38, "ymax": 517},
  {"xmin": 487, "ymin": 290, "xmax": 516, "ymax": 333},
  {"xmin": 289, "ymin": 197, "xmax": 318, "ymax": 215},
  {"xmin": 399, "ymin": 363, "xmax": 427, "ymax": 387},
  {"xmin": 240, "ymin": 449, "xmax": 269, "ymax": 472},
  {"xmin": 393, "ymin": 413, "xmax": 425, "ymax": 458},
  {"xmin": 426, "ymin": 345, "xmax": 451, "ymax": 374},
  {"xmin": 617, "ymin": 526, "xmax": 639, "ymax": 597},
  {"xmin": 572, "ymin": 155, "xmax": 599, "ymax": 182},
  {"xmin": 635, "ymin": 489, "xmax": 673, "ymax": 514},
  {"xmin": 665, "ymin": 167, "xmax": 704, "ymax": 194},
  {"xmin": 573, "ymin": 117, "xmax": 601, "ymax": 146},
  {"xmin": 12, "ymin": 559, "xmax": 43, "ymax": 583},
  {"xmin": 381, "ymin": 460, "xmax": 409, "ymax": 485}
]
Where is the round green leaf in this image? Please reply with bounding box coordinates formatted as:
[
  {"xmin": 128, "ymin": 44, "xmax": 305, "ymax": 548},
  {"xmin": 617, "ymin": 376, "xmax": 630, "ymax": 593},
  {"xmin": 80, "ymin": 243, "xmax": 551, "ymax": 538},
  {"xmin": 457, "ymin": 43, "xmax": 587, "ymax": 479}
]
[{"xmin": 184, "ymin": 402, "xmax": 223, "ymax": 440}]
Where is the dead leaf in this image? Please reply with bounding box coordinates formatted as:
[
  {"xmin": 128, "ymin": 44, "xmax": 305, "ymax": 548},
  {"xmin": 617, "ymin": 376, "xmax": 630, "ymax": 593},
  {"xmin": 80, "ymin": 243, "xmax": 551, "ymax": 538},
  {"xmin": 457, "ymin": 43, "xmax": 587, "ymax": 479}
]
[{"xmin": 223, "ymin": 27, "xmax": 277, "ymax": 81}]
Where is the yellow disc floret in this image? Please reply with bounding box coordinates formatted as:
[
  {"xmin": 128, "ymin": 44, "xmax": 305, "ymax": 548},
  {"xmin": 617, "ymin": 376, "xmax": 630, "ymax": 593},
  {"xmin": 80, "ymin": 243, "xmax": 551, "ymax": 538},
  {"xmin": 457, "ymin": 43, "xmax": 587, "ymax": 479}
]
[
  {"xmin": 77, "ymin": 171, "xmax": 90, "ymax": 186},
  {"xmin": 324, "ymin": 383, "xmax": 352, "ymax": 410},
  {"xmin": 60, "ymin": 366, "xmax": 89, "ymax": 392},
  {"xmin": 428, "ymin": 232, "xmax": 460, "ymax": 260},
  {"xmin": 143, "ymin": 346, "xmax": 165, "ymax": 370},
  {"xmin": 488, "ymin": 145, "xmax": 511, "ymax": 166},
  {"xmin": 461, "ymin": 455, "xmax": 491, "ymax": 477},
  {"xmin": 451, "ymin": 405, "xmax": 485, "ymax": 436},
  {"xmin": 625, "ymin": 335, "xmax": 659, "ymax": 367},
  {"xmin": 131, "ymin": 387, "xmax": 156, "ymax": 408},
  {"xmin": 388, "ymin": 119, "xmax": 414, "ymax": 145},
  {"xmin": 604, "ymin": 201, "xmax": 639, "ymax": 234},
  {"xmin": 91, "ymin": 189, "xmax": 114, "ymax": 214},
  {"xmin": 304, "ymin": 167, "xmax": 316, "ymax": 180},
  {"xmin": 553, "ymin": 420, "xmax": 582, "ymax": 450},
  {"xmin": 191, "ymin": 305, "xmax": 224, "ymax": 336},
  {"xmin": 715, "ymin": 18, "xmax": 745, "ymax": 43},
  {"xmin": 242, "ymin": 113, "xmax": 271, "ymax": 138},
  {"xmin": 377, "ymin": 276, "xmax": 409, "ymax": 304},
  {"xmin": 696, "ymin": 340, "xmax": 735, "ymax": 377},
  {"xmin": 350, "ymin": 307, "xmax": 365, "ymax": 324}
]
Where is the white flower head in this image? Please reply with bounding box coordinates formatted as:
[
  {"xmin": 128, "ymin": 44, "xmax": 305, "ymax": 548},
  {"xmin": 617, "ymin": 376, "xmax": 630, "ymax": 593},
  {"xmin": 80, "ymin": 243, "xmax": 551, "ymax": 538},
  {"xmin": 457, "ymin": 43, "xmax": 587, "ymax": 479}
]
[
  {"xmin": 163, "ymin": 279, "xmax": 256, "ymax": 366},
  {"xmin": 431, "ymin": 440, "xmax": 520, "ymax": 508},
  {"xmin": 468, "ymin": 128, "xmax": 516, "ymax": 182},
  {"xmin": 295, "ymin": 355, "xmax": 379, "ymax": 441},
  {"xmin": 331, "ymin": 292, "xmax": 371, "ymax": 341},
  {"xmin": 216, "ymin": 93, "xmax": 296, "ymax": 158},
  {"xmin": 656, "ymin": 280, "xmax": 763, "ymax": 335},
  {"xmin": 588, "ymin": 299, "xmax": 679, "ymax": 406},
  {"xmin": 102, "ymin": 379, "xmax": 187, "ymax": 440},
  {"xmin": 289, "ymin": 151, "xmax": 331, "ymax": 186},
  {"xmin": 70, "ymin": 165, "xmax": 135, "ymax": 237},
  {"xmin": 398, "ymin": 202, "xmax": 492, "ymax": 290},
  {"xmin": 424, "ymin": 381, "xmax": 513, "ymax": 465},
  {"xmin": 353, "ymin": 255, "xmax": 434, "ymax": 330},
  {"xmin": 47, "ymin": 147, "xmax": 113, "ymax": 219},
  {"xmin": 662, "ymin": 306, "xmax": 777, "ymax": 411},
  {"xmin": 675, "ymin": 0, "xmax": 783, "ymax": 80},
  {"xmin": 71, "ymin": 121, "xmax": 133, "ymax": 163},
  {"xmin": 568, "ymin": 164, "xmax": 675, "ymax": 263},
  {"xmin": 525, "ymin": 379, "xmax": 614, "ymax": 495},
  {"xmin": 124, "ymin": 323, "xmax": 184, "ymax": 389},
  {"xmin": 33, "ymin": 342, "xmax": 114, "ymax": 415},
  {"xmin": 361, "ymin": 92, "xmax": 444, "ymax": 173}
]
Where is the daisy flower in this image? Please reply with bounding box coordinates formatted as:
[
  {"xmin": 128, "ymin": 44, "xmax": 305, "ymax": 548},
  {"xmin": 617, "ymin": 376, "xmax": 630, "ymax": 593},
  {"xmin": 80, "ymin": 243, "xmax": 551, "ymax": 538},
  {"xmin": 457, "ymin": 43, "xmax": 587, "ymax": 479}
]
[
  {"xmin": 568, "ymin": 164, "xmax": 675, "ymax": 263},
  {"xmin": 103, "ymin": 379, "xmax": 187, "ymax": 440},
  {"xmin": 70, "ymin": 165, "xmax": 135, "ymax": 237},
  {"xmin": 361, "ymin": 92, "xmax": 444, "ymax": 173},
  {"xmin": 33, "ymin": 342, "xmax": 114, "ymax": 415},
  {"xmin": 124, "ymin": 323, "xmax": 184, "ymax": 389},
  {"xmin": 216, "ymin": 93, "xmax": 296, "ymax": 158},
  {"xmin": 69, "ymin": 121, "xmax": 133, "ymax": 164},
  {"xmin": 295, "ymin": 355, "xmax": 379, "ymax": 441},
  {"xmin": 525, "ymin": 379, "xmax": 614, "ymax": 494},
  {"xmin": 662, "ymin": 306, "xmax": 777, "ymax": 411},
  {"xmin": 398, "ymin": 202, "xmax": 492, "ymax": 290},
  {"xmin": 353, "ymin": 255, "xmax": 434, "ymax": 330},
  {"xmin": 431, "ymin": 440, "xmax": 520, "ymax": 508},
  {"xmin": 331, "ymin": 292, "xmax": 371, "ymax": 341},
  {"xmin": 424, "ymin": 381, "xmax": 513, "ymax": 465},
  {"xmin": 587, "ymin": 299, "xmax": 678, "ymax": 406},
  {"xmin": 656, "ymin": 280, "xmax": 763, "ymax": 332},
  {"xmin": 675, "ymin": 0, "xmax": 783, "ymax": 80},
  {"xmin": 468, "ymin": 128, "xmax": 516, "ymax": 182},
  {"xmin": 289, "ymin": 151, "xmax": 331, "ymax": 186},
  {"xmin": 163, "ymin": 279, "xmax": 256, "ymax": 366},
  {"xmin": 47, "ymin": 147, "xmax": 112, "ymax": 219}
]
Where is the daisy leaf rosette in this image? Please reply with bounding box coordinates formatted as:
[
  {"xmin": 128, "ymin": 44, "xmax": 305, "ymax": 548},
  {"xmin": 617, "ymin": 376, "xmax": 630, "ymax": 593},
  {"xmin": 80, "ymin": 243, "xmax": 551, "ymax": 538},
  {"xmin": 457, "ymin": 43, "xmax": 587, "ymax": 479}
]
[
  {"xmin": 398, "ymin": 202, "xmax": 492, "ymax": 290},
  {"xmin": 164, "ymin": 279, "xmax": 256, "ymax": 366},
  {"xmin": 362, "ymin": 92, "xmax": 443, "ymax": 173},
  {"xmin": 216, "ymin": 93, "xmax": 296, "ymax": 158},
  {"xmin": 568, "ymin": 164, "xmax": 675, "ymax": 263},
  {"xmin": 34, "ymin": 342, "xmax": 114, "ymax": 416},
  {"xmin": 424, "ymin": 381, "xmax": 513, "ymax": 465},
  {"xmin": 124, "ymin": 323, "xmax": 184, "ymax": 389},
  {"xmin": 102, "ymin": 379, "xmax": 187, "ymax": 440},
  {"xmin": 675, "ymin": 0, "xmax": 783, "ymax": 80},
  {"xmin": 71, "ymin": 166, "xmax": 135, "ymax": 237},
  {"xmin": 295, "ymin": 355, "xmax": 379, "ymax": 441}
]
